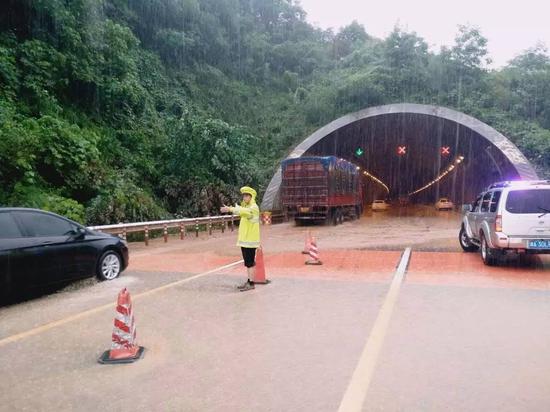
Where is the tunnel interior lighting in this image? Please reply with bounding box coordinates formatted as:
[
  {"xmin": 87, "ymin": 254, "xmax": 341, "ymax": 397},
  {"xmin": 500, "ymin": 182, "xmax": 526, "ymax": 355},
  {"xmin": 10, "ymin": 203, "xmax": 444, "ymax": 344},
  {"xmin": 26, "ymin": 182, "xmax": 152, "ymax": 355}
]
[
  {"xmin": 363, "ymin": 170, "xmax": 390, "ymax": 194},
  {"xmin": 408, "ymin": 156, "xmax": 465, "ymax": 197}
]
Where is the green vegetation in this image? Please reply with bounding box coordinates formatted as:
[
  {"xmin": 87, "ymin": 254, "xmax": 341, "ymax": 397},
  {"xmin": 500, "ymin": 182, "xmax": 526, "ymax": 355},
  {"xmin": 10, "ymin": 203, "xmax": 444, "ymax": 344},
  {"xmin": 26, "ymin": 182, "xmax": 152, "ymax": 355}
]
[{"xmin": 0, "ymin": 1, "xmax": 548, "ymax": 224}]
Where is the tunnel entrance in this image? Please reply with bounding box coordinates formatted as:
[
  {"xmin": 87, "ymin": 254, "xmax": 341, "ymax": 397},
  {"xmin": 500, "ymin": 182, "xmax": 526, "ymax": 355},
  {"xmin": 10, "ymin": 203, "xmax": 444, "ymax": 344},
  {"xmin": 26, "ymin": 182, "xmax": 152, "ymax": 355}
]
[{"xmin": 262, "ymin": 104, "xmax": 538, "ymax": 211}]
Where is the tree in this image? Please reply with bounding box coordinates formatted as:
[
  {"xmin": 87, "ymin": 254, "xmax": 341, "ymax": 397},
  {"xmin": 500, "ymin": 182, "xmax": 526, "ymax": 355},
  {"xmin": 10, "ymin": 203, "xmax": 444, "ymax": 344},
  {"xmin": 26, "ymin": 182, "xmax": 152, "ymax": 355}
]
[
  {"xmin": 497, "ymin": 44, "xmax": 550, "ymax": 126},
  {"xmin": 451, "ymin": 24, "xmax": 492, "ymax": 70},
  {"xmin": 333, "ymin": 21, "xmax": 368, "ymax": 59}
]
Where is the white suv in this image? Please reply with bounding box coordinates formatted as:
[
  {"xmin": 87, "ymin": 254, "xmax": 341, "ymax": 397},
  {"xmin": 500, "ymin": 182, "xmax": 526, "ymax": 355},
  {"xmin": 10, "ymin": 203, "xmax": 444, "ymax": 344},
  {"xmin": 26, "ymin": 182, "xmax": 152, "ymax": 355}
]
[{"xmin": 459, "ymin": 180, "xmax": 550, "ymax": 265}]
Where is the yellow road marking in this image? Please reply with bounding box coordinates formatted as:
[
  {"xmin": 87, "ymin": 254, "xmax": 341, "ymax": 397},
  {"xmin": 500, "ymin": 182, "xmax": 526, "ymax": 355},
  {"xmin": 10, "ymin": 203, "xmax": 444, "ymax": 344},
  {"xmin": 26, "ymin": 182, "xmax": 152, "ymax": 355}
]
[
  {"xmin": 338, "ymin": 247, "xmax": 412, "ymax": 412},
  {"xmin": 0, "ymin": 260, "xmax": 243, "ymax": 348}
]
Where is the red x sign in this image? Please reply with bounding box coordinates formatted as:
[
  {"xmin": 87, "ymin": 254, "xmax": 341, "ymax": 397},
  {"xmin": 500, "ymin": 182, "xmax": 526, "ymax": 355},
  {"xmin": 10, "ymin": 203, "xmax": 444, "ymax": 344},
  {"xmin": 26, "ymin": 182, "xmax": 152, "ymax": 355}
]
[
  {"xmin": 398, "ymin": 146, "xmax": 407, "ymax": 155},
  {"xmin": 441, "ymin": 146, "xmax": 450, "ymax": 155}
]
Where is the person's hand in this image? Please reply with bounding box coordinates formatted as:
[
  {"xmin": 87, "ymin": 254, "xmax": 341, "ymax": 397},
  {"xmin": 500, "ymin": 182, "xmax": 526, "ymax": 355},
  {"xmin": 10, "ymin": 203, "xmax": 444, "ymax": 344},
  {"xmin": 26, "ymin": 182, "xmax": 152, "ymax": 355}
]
[{"xmin": 220, "ymin": 205, "xmax": 231, "ymax": 213}]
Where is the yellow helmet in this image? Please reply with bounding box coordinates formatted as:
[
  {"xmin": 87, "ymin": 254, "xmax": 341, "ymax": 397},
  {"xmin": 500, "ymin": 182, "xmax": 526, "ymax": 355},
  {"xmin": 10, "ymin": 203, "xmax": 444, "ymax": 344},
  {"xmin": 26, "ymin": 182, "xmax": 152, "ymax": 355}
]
[{"xmin": 240, "ymin": 186, "xmax": 257, "ymax": 198}]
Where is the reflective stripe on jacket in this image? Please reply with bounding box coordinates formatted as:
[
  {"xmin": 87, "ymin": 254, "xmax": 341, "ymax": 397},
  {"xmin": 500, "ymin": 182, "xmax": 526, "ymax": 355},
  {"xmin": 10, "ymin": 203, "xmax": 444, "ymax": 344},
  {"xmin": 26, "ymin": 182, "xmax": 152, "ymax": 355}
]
[{"xmin": 230, "ymin": 202, "xmax": 260, "ymax": 248}]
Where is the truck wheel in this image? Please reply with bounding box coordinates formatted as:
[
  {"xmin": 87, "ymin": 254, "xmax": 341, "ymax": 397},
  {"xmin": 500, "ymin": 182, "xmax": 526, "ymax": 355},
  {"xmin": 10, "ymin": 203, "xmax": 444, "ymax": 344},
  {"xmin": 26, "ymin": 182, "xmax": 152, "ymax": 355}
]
[
  {"xmin": 339, "ymin": 209, "xmax": 344, "ymax": 224},
  {"xmin": 459, "ymin": 226, "xmax": 478, "ymax": 252},
  {"xmin": 295, "ymin": 219, "xmax": 303, "ymax": 227},
  {"xmin": 330, "ymin": 210, "xmax": 337, "ymax": 226},
  {"xmin": 480, "ymin": 233, "xmax": 497, "ymax": 266},
  {"xmin": 335, "ymin": 209, "xmax": 341, "ymax": 225}
]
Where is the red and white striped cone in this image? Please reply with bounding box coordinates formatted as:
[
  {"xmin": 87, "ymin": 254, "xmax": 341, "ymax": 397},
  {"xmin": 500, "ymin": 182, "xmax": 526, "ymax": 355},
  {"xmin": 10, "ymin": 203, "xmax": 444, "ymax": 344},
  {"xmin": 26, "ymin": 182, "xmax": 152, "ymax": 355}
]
[
  {"xmin": 99, "ymin": 288, "xmax": 145, "ymax": 364},
  {"xmin": 305, "ymin": 236, "xmax": 323, "ymax": 265},
  {"xmin": 302, "ymin": 230, "xmax": 312, "ymax": 254}
]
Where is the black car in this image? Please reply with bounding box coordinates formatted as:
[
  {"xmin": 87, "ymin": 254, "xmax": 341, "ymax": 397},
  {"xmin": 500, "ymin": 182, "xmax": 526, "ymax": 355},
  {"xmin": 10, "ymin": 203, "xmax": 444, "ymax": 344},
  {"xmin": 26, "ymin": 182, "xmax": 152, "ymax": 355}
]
[{"xmin": 0, "ymin": 208, "xmax": 129, "ymax": 300}]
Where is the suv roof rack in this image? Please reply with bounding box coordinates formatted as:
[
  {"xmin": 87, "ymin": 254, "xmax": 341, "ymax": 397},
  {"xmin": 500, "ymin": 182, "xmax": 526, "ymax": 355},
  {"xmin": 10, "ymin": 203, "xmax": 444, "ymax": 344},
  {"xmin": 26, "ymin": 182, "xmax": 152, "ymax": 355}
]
[{"xmin": 487, "ymin": 180, "xmax": 550, "ymax": 190}]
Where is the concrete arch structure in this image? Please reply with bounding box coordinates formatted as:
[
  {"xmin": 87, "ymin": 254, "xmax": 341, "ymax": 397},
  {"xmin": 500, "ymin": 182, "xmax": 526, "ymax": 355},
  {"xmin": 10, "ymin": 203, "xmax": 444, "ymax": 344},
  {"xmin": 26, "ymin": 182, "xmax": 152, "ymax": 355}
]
[{"xmin": 261, "ymin": 103, "xmax": 538, "ymax": 211}]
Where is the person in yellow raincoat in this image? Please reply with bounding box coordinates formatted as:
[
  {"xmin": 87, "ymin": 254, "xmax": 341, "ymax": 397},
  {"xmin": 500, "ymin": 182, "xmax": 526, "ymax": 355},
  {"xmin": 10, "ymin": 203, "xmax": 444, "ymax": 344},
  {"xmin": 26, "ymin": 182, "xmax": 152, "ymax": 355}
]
[{"xmin": 220, "ymin": 186, "xmax": 260, "ymax": 291}]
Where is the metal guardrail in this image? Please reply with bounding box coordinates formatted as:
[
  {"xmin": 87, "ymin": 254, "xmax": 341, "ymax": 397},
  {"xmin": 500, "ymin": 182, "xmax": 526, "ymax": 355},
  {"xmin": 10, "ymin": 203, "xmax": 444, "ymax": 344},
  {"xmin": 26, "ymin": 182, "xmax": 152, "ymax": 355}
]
[
  {"xmin": 88, "ymin": 215, "xmax": 240, "ymax": 246},
  {"xmin": 270, "ymin": 213, "xmax": 285, "ymax": 223},
  {"xmin": 88, "ymin": 212, "xmax": 286, "ymax": 246}
]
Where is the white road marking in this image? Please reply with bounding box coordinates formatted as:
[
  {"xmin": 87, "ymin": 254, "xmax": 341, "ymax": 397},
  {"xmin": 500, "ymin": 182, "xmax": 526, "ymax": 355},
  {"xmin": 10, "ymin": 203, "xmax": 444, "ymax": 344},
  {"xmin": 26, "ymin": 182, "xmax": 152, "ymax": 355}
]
[
  {"xmin": 0, "ymin": 260, "xmax": 244, "ymax": 347},
  {"xmin": 337, "ymin": 247, "xmax": 412, "ymax": 412}
]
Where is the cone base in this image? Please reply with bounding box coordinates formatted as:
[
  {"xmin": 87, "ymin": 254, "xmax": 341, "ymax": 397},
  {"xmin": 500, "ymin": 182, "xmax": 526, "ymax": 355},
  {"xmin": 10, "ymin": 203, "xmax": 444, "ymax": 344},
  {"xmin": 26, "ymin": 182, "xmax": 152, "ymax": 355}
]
[
  {"xmin": 98, "ymin": 346, "xmax": 145, "ymax": 364},
  {"xmin": 305, "ymin": 260, "xmax": 323, "ymax": 265},
  {"xmin": 301, "ymin": 251, "xmax": 309, "ymax": 254},
  {"xmin": 254, "ymin": 279, "xmax": 271, "ymax": 285}
]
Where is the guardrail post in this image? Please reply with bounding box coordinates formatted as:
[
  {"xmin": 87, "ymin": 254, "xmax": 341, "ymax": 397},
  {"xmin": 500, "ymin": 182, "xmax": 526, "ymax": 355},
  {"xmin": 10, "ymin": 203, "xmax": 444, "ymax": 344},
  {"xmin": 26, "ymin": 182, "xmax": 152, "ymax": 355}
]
[
  {"xmin": 221, "ymin": 216, "xmax": 225, "ymax": 233},
  {"xmin": 180, "ymin": 222, "xmax": 185, "ymax": 240},
  {"xmin": 144, "ymin": 226, "xmax": 149, "ymax": 246},
  {"xmin": 118, "ymin": 226, "xmax": 127, "ymax": 241},
  {"xmin": 195, "ymin": 219, "xmax": 199, "ymax": 237},
  {"xmin": 230, "ymin": 215, "xmax": 234, "ymax": 232},
  {"xmin": 208, "ymin": 217, "xmax": 213, "ymax": 236},
  {"xmin": 163, "ymin": 225, "xmax": 168, "ymax": 242}
]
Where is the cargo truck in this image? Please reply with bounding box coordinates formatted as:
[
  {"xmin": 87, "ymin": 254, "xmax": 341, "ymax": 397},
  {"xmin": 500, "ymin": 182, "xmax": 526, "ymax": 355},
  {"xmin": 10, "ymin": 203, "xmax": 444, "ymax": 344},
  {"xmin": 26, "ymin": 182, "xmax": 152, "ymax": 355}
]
[{"xmin": 281, "ymin": 156, "xmax": 363, "ymax": 225}]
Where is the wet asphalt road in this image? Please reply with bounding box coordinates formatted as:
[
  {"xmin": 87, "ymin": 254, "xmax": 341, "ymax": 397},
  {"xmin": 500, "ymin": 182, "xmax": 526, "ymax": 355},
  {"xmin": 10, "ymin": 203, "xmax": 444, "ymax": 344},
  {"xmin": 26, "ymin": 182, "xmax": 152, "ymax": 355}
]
[{"xmin": 1, "ymin": 208, "xmax": 550, "ymax": 411}]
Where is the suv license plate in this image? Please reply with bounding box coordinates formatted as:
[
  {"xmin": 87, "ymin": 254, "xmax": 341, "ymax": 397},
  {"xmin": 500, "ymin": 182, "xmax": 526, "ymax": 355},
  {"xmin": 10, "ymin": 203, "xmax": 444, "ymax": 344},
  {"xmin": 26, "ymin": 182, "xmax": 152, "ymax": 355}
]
[
  {"xmin": 528, "ymin": 240, "xmax": 550, "ymax": 249},
  {"xmin": 299, "ymin": 207, "xmax": 310, "ymax": 213}
]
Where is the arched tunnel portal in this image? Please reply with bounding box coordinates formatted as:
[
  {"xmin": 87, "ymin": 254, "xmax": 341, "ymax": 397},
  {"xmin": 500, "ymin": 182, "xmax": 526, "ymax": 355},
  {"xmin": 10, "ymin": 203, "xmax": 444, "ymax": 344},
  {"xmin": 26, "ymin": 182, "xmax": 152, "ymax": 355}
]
[{"xmin": 261, "ymin": 104, "xmax": 539, "ymax": 211}]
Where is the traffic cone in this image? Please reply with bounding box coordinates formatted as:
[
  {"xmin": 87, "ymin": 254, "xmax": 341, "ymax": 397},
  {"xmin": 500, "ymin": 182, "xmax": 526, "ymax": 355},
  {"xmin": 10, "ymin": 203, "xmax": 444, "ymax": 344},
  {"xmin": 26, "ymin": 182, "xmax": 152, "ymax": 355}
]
[
  {"xmin": 254, "ymin": 247, "xmax": 271, "ymax": 284},
  {"xmin": 302, "ymin": 230, "xmax": 312, "ymax": 254},
  {"xmin": 99, "ymin": 288, "xmax": 145, "ymax": 364},
  {"xmin": 305, "ymin": 236, "xmax": 323, "ymax": 265}
]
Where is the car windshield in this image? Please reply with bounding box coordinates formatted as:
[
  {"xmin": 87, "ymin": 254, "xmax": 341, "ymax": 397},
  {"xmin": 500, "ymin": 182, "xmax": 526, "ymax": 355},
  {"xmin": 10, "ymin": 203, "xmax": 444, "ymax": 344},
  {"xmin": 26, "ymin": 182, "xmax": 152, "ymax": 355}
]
[
  {"xmin": 440, "ymin": 198, "xmax": 448, "ymax": 202},
  {"xmin": 505, "ymin": 189, "xmax": 550, "ymax": 214}
]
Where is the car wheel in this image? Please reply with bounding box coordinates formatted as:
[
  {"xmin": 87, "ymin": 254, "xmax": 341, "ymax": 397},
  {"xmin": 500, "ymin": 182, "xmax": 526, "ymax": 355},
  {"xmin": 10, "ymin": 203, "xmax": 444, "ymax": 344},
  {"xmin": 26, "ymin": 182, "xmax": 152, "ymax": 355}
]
[
  {"xmin": 480, "ymin": 234, "xmax": 497, "ymax": 266},
  {"xmin": 0, "ymin": 280, "xmax": 11, "ymax": 305},
  {"xmin": 518, "ymin": 253, "xmax": 532, "ymax": 266},
  {"xmin": 459, "ymin": 226, "xmax": 478, "ymax": 252},
  {"xmin": 97, "ymin": 251, "xmax": 122, "ymax": 281}
]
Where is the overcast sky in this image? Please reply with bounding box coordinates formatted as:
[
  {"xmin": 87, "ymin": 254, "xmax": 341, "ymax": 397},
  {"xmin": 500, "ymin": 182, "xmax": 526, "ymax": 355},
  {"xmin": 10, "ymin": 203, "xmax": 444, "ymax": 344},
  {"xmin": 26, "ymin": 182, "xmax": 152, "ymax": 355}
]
[{"xmin": 298, "ymin": 0, "xmax": 549, "ymax": 68}]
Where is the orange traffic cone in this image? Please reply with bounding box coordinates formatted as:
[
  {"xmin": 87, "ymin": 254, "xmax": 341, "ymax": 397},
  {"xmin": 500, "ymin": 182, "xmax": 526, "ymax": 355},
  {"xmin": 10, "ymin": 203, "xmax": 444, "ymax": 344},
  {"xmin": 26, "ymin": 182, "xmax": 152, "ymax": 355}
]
[
  {"xmin": 305, "ymin": 236, "xmax": 323, "ymax": 265},
  {"xmin": 99, "ymin": 288, "xmax": 145, "ymax": 364},
  {"xmin": 302, "ymin": 230, "xmax": 312, "ymax": 254},
  {"xmin": 254, "ymin": 247, "xmax": 271, "ymax": 284}
]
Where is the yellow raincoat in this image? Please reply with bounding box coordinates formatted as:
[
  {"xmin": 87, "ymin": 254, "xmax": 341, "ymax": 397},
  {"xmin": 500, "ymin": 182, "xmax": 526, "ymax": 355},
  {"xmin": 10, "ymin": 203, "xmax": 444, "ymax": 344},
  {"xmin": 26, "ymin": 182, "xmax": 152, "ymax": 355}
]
[{"xmin": 229, "ymin": 186, "xmax": 260, "ymax": 248}]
